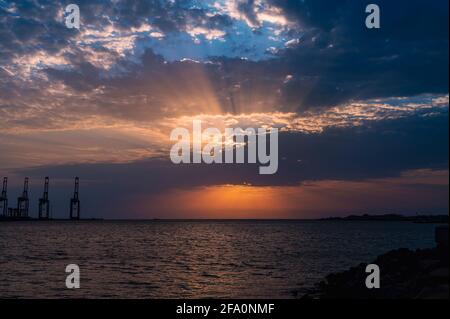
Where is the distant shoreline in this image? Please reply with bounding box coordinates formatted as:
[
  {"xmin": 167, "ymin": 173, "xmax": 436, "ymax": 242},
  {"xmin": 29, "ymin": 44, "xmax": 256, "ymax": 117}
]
[
  {"xmin": 319, "ymin": 214, "xmax": 449, "ymax": 223},
  {"xmin": 0, "ymin": 214, "xmax": 448, "ymax": 223}
]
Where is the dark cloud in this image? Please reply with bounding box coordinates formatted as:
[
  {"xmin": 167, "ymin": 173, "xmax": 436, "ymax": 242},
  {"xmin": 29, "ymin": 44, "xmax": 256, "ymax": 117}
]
[
  {"xmin": 16, "ymin": 110, "xmax": 449, "ymax": 217},
  {"xmin": 268, "ymin": 0, "xmax": 449, "ymax": 109},
  {"xmin": 237, "ymin": 0, "xmax": 259, "ymax": 26},
  {"xmin": 2, "ymin": 0, "xmax": 449, "ymax": 114},
  {"xmin": 0, "ymin": 0, "xmax": 231, "ymax": 64},
  {"xmin": 0, "ymin": 1, "xmax": 73, "ymax": 62}
]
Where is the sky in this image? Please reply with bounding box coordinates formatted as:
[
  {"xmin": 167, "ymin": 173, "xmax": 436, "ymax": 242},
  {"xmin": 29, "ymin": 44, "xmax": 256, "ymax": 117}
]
[{"xmin": 0, "ymin": 0, "xmax": 448, "ymax": 219}]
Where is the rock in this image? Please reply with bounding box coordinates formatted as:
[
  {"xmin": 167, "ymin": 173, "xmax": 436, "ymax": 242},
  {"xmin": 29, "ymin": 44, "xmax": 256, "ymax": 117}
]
[
  {"xmin": 416, "ymin": 284, "xmax": 449, "ymax": 299},
  {"xmin": 428, "ymin": 268, "xmax": 449, "ymax": 279},
  {"xmin": 304, "ymin": 245, "xmax": 449, "ymax": 299},
  {"xmin": 418, "ymin": 259, "xmax": 439, "ymax": 271},
  {"xmin": 435, "ymin": 226, "xmax": 449, "ymax": 248}
]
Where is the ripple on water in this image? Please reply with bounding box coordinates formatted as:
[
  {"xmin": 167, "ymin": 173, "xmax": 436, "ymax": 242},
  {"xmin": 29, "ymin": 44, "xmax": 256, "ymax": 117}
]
[{"xmin": 0, "ymin": 220, "xmax": 438, "ymax": 298}]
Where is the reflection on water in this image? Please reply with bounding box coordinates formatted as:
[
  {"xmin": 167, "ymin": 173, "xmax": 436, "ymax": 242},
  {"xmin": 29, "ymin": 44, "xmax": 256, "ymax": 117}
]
[{"xmin": 0, "ymin": 220, "xmax": 437, "ymax": 298}]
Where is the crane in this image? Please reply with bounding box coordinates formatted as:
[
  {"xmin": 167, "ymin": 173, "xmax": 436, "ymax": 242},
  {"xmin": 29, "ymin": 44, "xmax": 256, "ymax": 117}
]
[
  {"xmin": 70, "ymin": 177, "xmax": 80, "ymax": 220},
  {"xmin": 38, "ymin": 177, "xmax": 50, "ymax": 219},
  {"xmin": 0, "ymin": 177, "xmax": 7, "ymax": 216},
  {"xmin": 17, "ymin": 177, "xmax": 29, "ymax": 218}
]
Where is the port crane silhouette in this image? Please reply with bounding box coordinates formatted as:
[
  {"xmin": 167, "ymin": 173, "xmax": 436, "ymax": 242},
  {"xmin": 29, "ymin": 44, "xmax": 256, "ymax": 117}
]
[
  {"xmin": 0, "ymin": 176, "xmax": 81, "ymax": 220},
  {"xmin": 38, "ymin": 177, "xmax": 50, "ymax": 220},
  {"xmin": 70, "ymin": 177, "xmax": 80, "ymax": 220},
  {"xmin": 16, "ymin": 177, "xmax": 29, "ymax": 217},
  {"xmin": 0, "ymin": 177, "xmax": 7, "ymax": 216}
]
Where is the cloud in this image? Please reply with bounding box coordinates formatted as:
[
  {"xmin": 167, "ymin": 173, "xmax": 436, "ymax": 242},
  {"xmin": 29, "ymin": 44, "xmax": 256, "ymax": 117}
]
[
  {"xmin": 143, "ymin": 169, "xmax": 449, "ymax": 218},
  {"xmin": 0, "ymin": 0, "xmax": 448, "ymax": 218},
  {"xmin": 1, "ymin": 91, "xmax": 447, "ymax": 170},
  {"xmin": 2, "ymin": 1, "xmax": 448, "ymax": 115},
  {"xmin": 6, "ymin": 108, "xmax": 446, "ymax": 217}
]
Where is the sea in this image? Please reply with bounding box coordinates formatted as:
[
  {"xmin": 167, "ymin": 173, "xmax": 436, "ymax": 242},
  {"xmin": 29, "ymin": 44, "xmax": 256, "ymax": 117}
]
[{"xmin": 0, "ymin": 220, "xmax": 439, "ymax": 298}]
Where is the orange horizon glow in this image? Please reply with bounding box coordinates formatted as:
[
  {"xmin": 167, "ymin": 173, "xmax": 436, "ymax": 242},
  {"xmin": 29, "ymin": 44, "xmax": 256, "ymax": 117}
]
[{"xmin": 131, "ymin": 169, "xmax": 449, "ymax": 219}]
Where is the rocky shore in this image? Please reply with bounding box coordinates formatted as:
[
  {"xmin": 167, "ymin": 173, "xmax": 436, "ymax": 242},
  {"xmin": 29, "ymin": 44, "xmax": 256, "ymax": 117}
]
[{"xmin": 303, "ymin": 226, "xmax": 449, "ymax": 299}]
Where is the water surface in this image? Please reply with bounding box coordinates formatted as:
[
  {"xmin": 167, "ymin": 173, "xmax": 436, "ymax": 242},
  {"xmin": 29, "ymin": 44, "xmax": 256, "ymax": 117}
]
[{"xmin": 0, "ymin": 220, "xmax": 438, "ymax": 298}]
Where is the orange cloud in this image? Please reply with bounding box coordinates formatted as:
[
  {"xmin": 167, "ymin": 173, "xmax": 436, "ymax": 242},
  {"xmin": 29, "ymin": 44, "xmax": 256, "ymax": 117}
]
[{"xmin": 131, "ymin": 169, "xmax": 449, "ymax": 219}]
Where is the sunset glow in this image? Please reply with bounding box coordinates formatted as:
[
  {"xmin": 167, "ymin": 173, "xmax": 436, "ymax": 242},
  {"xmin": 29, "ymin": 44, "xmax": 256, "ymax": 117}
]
[{"xmin": 0, "ymin": 0, "xmax": 448, "ymax": 219}]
